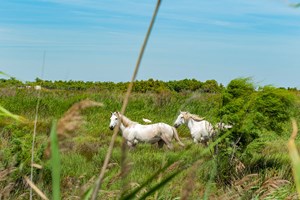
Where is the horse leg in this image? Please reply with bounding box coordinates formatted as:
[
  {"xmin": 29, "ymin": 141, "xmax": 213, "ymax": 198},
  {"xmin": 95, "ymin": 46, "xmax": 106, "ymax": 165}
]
[
  {"xmin": 133, "ymin": 139, "xmax": 139, "ymax": 145},
  {"xmin": 193, "ymin": 138, "xmax": 199, "ymax": 144},
  {"xmin": 172, "ymin": 127, "xmax": 185, "ymax": 147},
  {"xmin": 160, "ymin": 135, "xmax": 173, "ymax": 150},
  {"xmin": 200, "ymin": 136, "xmax": 210, "ymax": 147},
  {"xmin": 157, "ymin": 139, "xmax": 165, "ymax": 148},
  {"xmin": 127, "ymin": 141, "xmax": 136, "ymax": 150},
  {"xmin": 158, "ymin": 139, "xmax": 164, "ymax": 148}
]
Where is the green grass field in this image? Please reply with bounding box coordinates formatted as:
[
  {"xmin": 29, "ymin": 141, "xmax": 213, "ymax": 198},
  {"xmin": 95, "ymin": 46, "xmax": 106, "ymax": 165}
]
[{"xmin": 1, "ymin": 82, "xmax": 300, "ymax": 199}]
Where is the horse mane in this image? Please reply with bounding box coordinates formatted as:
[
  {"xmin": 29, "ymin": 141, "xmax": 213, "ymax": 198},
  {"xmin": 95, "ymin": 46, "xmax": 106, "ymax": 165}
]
[
  {"xmin": 185, "ymin": 112, "xmax": 205, "ymax": 122},
  {"xmin": 116, "ymin": 112, "xmax": 137, "ymax": 127}
]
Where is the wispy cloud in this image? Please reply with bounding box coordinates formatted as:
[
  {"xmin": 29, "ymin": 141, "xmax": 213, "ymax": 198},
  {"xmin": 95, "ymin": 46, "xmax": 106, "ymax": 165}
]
[{"xmin": 1, "ymin": 0, "xmax": 300, "ymax": 87}]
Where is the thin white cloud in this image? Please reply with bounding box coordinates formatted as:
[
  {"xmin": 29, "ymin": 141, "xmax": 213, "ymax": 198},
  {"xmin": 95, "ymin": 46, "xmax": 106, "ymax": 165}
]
[{"xmin": 1, "ymin": 0, "xmax": 300, "ymax": 88}]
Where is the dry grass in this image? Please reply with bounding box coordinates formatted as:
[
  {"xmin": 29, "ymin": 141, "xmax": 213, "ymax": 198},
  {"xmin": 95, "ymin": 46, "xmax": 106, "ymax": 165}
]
[
  {"xmin": 0, "ymin": 167, "xmax": 17, "ymax": 199},
  {"xmin": 44, "ymin": 99, "xmax": 103, "ymax": 157},
  {"xmin": 24, "ymin": 176, "xmax": 49, "ymax": 200},
  {"xmin": 218, "ymin": 173, "xmax": 293, "ymax": 199},
  {"xmin": 56, "ymin": 99, "xmax": 103, "ymax": 135},
  {"xmin": 255, "ymin": 177, "xmax": 290, "ymax": 199}
]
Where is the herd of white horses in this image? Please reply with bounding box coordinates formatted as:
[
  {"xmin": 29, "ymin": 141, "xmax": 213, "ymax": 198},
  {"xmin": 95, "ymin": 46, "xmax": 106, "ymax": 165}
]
[{"xmin": 109, "ymin": 111, "xmax": 232, "ymax": 149}]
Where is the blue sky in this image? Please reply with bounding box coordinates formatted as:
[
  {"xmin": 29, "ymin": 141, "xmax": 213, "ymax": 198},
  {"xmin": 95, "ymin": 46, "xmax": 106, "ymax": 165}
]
[{"xmin": 1, "ymin": 0, "xmax": 300, "ymax": 88}]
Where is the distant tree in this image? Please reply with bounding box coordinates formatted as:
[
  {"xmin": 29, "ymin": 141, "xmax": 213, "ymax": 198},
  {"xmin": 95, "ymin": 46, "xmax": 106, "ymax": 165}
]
[
  {"xmin": 227, "ymin": 77, "xmax": 255, "ymax": 98},
  {"xmin": 0, "ymin": 77, "xmax": 23, "ymax": 87},
  {"xmin": 166, "ymin": 79, "xmax": 203, "ymax": 92},
  {"xmin": 202, "ymin": 79, "xmax": 220, "ymax": 93},
  {"xmin": 35, "ymin": 77, "xmax": 43, "ymax": 84},
  {"xmin": 251, "ymin": 86, "xmax": 294, "ymax": 133}
]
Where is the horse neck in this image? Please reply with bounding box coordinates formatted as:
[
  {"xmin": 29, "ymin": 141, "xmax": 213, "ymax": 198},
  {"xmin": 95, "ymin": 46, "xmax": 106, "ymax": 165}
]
[
  {"xmin": 119, "ymin": 123, "xmax": 126, "ymax": 132},
  {"xmin": 186, "ymin": 117, "xmax": 202, "ymax": 131},
  {"xmin": 119, "ymin": 114, "xmax": 135, "ymax": 128}
]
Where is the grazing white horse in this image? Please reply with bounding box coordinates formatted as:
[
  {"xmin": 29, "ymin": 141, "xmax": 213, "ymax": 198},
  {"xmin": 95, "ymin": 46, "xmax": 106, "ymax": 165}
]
[
  {"xmin": 174, "ymin": 111, "xmax": 216, "ymax": 145},
  {"xmin": 109, "ymin": 112, "xmax": 185, "ymax": 149}
]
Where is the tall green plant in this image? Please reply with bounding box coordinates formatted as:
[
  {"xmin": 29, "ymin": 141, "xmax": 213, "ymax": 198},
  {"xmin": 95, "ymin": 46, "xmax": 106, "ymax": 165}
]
[{"xmin": 50, "ymin": 121, "xmax": 61, "ymax": 200}]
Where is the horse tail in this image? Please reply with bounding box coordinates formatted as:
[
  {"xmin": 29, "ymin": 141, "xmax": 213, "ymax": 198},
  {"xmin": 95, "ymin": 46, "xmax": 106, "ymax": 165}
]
[
  {"xmin": 172, "ymin": 127, "xmax": 185, "ymax": 147},
  {"xmin": 206, "ymin": 121, "xmax": 216, "ymax": 139}
]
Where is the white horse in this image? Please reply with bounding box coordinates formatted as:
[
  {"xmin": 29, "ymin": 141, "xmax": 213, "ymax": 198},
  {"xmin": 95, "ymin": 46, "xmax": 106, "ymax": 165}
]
[
  {"xmin": 109, "ymin": 112, "xmax": 185, "ymax": 149},
  {"xmin": 174, "ymin": 111, "xmax": 216, "ymax": 145}
]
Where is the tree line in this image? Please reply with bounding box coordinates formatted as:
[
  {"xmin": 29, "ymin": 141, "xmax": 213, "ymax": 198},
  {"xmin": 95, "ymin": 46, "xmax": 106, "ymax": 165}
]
[
  {"xmin": 0, "ymin": 77, "xmax": 224, "ymax": 93},
  {"xmin": 1, "ymin": 77, "xmax": 298, "ymax": 93}
]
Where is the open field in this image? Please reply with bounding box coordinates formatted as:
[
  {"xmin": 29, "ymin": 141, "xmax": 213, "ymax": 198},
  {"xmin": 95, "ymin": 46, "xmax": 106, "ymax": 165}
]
[{"xmin": 1, "ymin": 79, "xmax": 300, "ymax": 199}]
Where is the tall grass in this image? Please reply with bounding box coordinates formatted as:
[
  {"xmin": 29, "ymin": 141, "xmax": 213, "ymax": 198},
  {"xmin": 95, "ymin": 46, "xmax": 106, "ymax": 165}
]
[{"xmin": 0, "ymin": 88, "xmax": 299, "ymax": 198}]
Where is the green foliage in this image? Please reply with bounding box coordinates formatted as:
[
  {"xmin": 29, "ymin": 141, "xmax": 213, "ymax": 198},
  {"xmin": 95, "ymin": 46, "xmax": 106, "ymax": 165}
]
[
  {"xmin": 215, "ymin": 78, "xmax": 297, "ymax": 187},
  {"xmin": 220, "ymin": 78, "xmax": 255, "ymax": 123},
  {"xmin": 252, "ymin": 86, "xmax": 294, "ymax": 133},
  {"xmin": 202, "ymin": 79, "xmax": 221, "ymax": 93},
  {"xmin": 0, "ymin": 79, "xmax": 299, "ymax": 199},
  {"xmin": 226, "ymin": 77, "xmax": 255, "ymax": 99},
  {"xmin": 0, "ymin": 77, "xmax": 22, "ymax": 87}
]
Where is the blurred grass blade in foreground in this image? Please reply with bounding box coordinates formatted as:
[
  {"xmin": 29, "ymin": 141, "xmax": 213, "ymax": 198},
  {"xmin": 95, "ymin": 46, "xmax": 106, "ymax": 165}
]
[
  {"xmin": 290, "ymin": 3, "xmax": 300, "ymax": 8},
  {"xmin": 0, "ymin": 71, "xmax": 11, "ymax": 77},
  {"xmin": 0, "ymin": 105, "xmax": 26, "ymax": 122},
  {"xmin": 50, "ymin": 120, "xmax": 61, "ymax": 200}
]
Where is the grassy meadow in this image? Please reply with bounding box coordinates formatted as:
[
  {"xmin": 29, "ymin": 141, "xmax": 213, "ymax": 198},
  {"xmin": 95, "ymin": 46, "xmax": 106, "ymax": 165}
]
[{"xmin": 1, "ymin": 79, "xmax": 300, "ymax": 199}]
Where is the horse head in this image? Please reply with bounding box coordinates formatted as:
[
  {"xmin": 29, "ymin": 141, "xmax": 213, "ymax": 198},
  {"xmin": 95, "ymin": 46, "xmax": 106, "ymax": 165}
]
[
  {"xmin": 109, "ymin": 111, "xmax": 120, "ymax": 130},
  {"xmin": 174, "ymin": 111, "xmax": 188, "ymax": 128}
]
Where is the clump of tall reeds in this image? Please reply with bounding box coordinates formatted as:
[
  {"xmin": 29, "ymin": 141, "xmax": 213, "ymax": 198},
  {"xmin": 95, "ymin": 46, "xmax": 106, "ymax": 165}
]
[
  {"xmin": 42, "ymin": 99, "xmax": 103, "ymax": 200},
  {"xmin": 44, "ymin": 99, "xmax": 103, "ymax": 157}
]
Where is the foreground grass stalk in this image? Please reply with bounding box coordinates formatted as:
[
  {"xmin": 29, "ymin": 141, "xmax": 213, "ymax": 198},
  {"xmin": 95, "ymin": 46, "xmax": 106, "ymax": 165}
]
[
  {"xmin": 154, "ymin": 155, "xmax": 166, "ymax": 200},
  {"xmin": 203, "ymin": 159, "xmax": 217, "ymax": 200},
  {"xmin": 120, "ymin": 138, "xmax": 130, "ymax": 196},
  {"xmin": 30, "ymin": 51, "xmax": 45, "ymax": 200},
  {"xmin": 120, "ymin": 161, "xmax": 182, "ymax": 200},
  {"xmin": 30, "ymin": 84, "xmax": 42, "ymax": 199},
  {"xmin": 0, "ymin": 71, "xmax": 11, "ymax": 77},
  {"xmin": 50, "ymin": 121, "xmax": 61, "ymax": 200},
  {"xmin": 180, "ymin": 160, "xmax": 203, "ymax": 200},
  {"xmin": 90, "ymin": 1, "xmax": 162, "ymax": 199}
]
